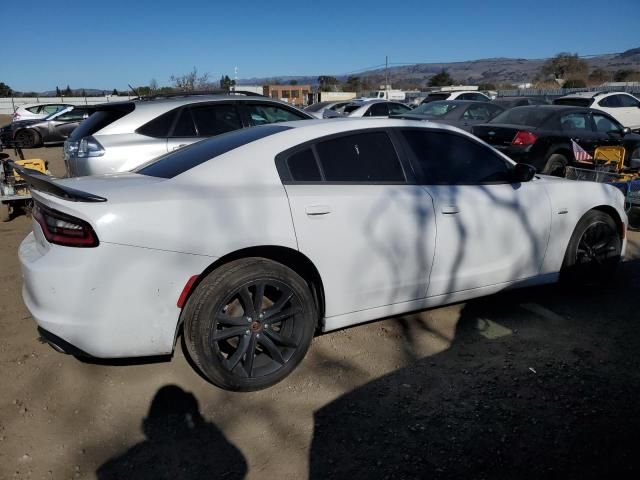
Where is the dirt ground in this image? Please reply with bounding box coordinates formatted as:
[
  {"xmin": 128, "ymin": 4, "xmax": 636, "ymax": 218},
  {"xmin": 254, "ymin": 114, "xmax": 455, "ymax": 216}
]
[{"xmin": 1, "ymin": 125, "xmax": 640, "ymax": 479}]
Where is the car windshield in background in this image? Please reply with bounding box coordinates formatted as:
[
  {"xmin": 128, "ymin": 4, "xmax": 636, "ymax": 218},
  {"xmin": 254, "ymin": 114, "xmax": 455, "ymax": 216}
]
[
  {"xmin": 490, "ymin": 107, "xmax": 554, "ymax": 127},
  {"xmin": 411, "ymin": 102, "xmax": 459, "ymax": 117},
  {"xmin": 553, "ymin": 98, "xmax": 593, "ymax": 107},
  {"xmin": 137, "ymin": 124, "xmax": 292, "ymax": 178}
]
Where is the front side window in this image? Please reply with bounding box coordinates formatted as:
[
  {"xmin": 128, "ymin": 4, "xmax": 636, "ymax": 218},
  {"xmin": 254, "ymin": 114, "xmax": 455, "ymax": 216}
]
[
  {"xmin": 599, "ymin": 95, "xmax": 622, "ymax": 108},
  {"xmin": 593, "ymin": 114, "xmax": 622, "ymax": 133},
  {"xmin": 315, "ymin": 131, "xmax": 405, "ymax": 182},
  {"xmin": 560, "ymin": 112, "xmax": 591, "ymax": 131},
  {"xmin": 190, "ymin": 104, "xmax": 241, "ymax": 136},
  {"xmin": 401, "ymin": 129, "xmax": 512, "ymax": 184},
  {"xmin": 365, "ymin": 103, "xmax": 389, "ymax": 117},
  {"xmin": 247, "ymin": 103, "xmax": 306, "ymax": 125},
  {"xmin": 618, "ymin": 94, "xmax": 640, "ymax": 107}
]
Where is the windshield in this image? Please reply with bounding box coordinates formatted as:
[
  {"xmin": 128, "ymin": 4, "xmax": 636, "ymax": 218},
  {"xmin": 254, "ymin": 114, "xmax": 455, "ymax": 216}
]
[
  {"xmin": 411, "ymin": 102, "xmax": 459, "ymax": 117},
  {"xmin": 44, "ymin": 107, "xmax": 73, "ymax": 120},
  {"xmin": 490, "ymin": 107, "xmax": 555, "ymax": 127}
]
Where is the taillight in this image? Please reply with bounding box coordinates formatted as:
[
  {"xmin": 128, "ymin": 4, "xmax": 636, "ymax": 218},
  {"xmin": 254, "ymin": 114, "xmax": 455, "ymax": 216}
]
[
  {"xmin": 33, "ymin": 202, "xmax": 99, "ymax": 247},
  {"xmin": 512, "ymin": 131, "xmax": 537, "ymax": 146},
  {"xmin": 76, "ymin": 136, "xmax": 105, "ymax": 158}
]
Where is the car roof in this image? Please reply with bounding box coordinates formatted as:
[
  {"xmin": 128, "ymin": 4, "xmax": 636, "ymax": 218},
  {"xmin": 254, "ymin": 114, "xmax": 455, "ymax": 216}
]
[
  {"xmin": 556, "ymin": 91, "xmax": 605, "ymax": 99},
  {"xmin": 421, "ymin": 99, "xmax": 492, "ymax": 105}
]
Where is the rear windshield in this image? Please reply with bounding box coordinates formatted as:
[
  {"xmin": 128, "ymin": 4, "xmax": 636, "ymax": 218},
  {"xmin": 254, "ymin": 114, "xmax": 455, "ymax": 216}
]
[
  {"xmin": 68, "ymin": 104, "xmax": 135, "ymax": 140},
  {"xmin": 553, "ymin": 97, "xmax": 592, "ymax": 107},
  {"xmin": 137, "ymin": 124, "xmax": 291, "ymax": 178},
  {"xmin": 490, "ymin": 107, "xmax": 555, "ymax": 127}
]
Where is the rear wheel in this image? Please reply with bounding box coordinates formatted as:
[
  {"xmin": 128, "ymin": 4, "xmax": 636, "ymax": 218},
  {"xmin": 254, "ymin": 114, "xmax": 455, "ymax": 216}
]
[
  {"xmin": 561, "ymin": 210, "xmax": 622, "ymax": 286},
  {"xmin": 14, "ymin": 129, "xmax": 40, "ymax": 148},
  {"xmin": 183, "ymin": 258, "xmax": 317, "ymax": 391},
  {"xmin": 542, "ymin": 153, "xmax": 568, "ymax": 177}
]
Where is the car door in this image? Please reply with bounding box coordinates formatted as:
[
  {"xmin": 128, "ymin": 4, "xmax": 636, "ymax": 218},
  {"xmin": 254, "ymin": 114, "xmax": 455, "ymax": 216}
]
[
  {"xmin": 281, "ymin": 130, "xmax": 437, "ymax": 318},
  {"xmin": 166, "ymin": 102, "xmax": 242, "ymax": 152},
  {"xmin": 559, "ymin": 110, "xmax": 604, "ymax": 161},
  {"xmin": 398, "ymin": 128, "xmax": 552, "ymax": 297}
]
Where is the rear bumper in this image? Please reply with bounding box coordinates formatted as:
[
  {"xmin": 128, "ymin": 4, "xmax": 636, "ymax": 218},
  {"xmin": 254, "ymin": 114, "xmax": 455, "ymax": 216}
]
[{"xmin": 19, "ymin": 232, "xmax": 214, "ymax": 358}]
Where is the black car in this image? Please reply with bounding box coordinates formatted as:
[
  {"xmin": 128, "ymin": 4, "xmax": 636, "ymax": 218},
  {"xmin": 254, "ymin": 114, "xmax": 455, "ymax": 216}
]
[
  {"xmin": 0, "ymin": 106, "xmax": 90, "ymax": 148},
  {"xmin": 392, "ymin": 100, "xmax": 504, "ymax": 132},
  {"xmin": 491, "ymin": 96, "xmax": 549, "ymax": 108},
  {"xmin": 472, "ymin": 105, "xmax": 640, "ymax": 175}
]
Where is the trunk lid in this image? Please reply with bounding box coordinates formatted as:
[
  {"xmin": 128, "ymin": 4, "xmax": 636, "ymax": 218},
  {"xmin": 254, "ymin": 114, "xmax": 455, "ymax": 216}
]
[{"xmin": 473, "ymin": 123, "xmax": 536, "ymax": 147}]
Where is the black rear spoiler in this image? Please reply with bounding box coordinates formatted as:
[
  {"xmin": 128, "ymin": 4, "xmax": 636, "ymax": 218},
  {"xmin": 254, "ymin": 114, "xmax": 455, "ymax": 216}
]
[{"xmin": 10, "ymin": 162, "xmax": 107, "ymax": 203}]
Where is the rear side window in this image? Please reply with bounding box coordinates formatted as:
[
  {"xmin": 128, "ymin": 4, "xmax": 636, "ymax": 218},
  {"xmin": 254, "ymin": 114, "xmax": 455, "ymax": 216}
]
[
  {"xmin": 287, "ymin": 148, "xmax": 321, "ymax": 181},
  {"xmin": 619, "ymin": 94, "xmax": 640, "ymax": 107},
  {"xmin": 137, "ymin": 124, "xmax": 291, "ymax": 178},
  {"xmin": 69, "ymin": 104, "xmax": 134, "ymax": 140},
  {"xmin": 26, "ymin": 106, "xmax": 41, "ymax": 113},
  {"xmin": 599, "ymin": 96, "xmax": 621, "ymax": 108},
  {"xmin": 172, "ymin": 109, "xmax": 197, "ymax": 137},
  {"xmin": 191, "ymin": 104, "xmax": 241, "ymax": 136},
  {"xmin": 401, "ymin": 129, "xmax": 512, "ymax": 184},
  {"xmin": 365, "ymin": 103, "xmax": 389, "ymax": 117},
  {"xmin": 315, "ymin": 132, "xmax": 404, "ymax": 182},
  {"xmin": 560, "ymin": 112, "xmax": 591, "ymax": 131},
  {"xmin": 137, "ymin": 109, "xmax": 178, "ymax": 138}
]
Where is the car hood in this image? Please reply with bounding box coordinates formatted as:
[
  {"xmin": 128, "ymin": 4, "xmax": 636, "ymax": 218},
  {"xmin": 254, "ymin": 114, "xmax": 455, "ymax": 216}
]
[{"xmin": 6, "ymin": 119, "xmax": 41, "ymax": 130}]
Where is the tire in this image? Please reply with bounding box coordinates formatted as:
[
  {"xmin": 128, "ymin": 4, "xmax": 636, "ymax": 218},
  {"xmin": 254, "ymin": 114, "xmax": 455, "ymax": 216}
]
[
  {"xmin": 0, "ymin": 202, "xmax": 9, "ymax": 222},
  {"xmin": 14, "ymin": 129, "xmax": 40, "ymax": 148},
  {"xmin": 561, "ymin": 210, "xmax": 622, "ymax": 286},
  {"xmin": 183, "ymin": 257, "xmax": 317, "ymax": 391},
  {"xmin": 542, "ymin": 153, "xmax": 568, "ymax": 177},
  {"xmin": 628, "ymin": 207, "xmax": 640, "ymax": 231}
]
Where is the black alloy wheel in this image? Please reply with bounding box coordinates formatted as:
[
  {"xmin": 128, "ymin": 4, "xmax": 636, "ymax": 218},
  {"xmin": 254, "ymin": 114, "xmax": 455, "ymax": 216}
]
[
  {"xmin": 184, "ymin": 258, "xmax": 317, "ymax": 391},
  {"xmin": 561, "ymin": 210, "xmax": 622, "ymax": 285},
  {"xmin": 14, "ymin": 129, "xmax": 39, "ymax": 148}
]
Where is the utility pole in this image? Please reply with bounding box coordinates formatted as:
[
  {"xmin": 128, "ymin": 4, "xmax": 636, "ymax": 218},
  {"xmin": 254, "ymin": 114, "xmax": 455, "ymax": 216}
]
[{"xmin": 385, "ymin": 55, "xmax": 389, "ymax": 94}]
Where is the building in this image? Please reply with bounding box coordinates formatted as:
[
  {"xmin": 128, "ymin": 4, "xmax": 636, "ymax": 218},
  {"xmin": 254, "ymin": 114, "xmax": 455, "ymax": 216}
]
[{"xmin": 263, "ymin": 85, "xmax": 311, "ymax": 106}]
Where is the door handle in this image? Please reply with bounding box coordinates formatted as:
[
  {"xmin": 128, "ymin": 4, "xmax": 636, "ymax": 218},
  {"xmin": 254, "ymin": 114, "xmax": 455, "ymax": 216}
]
[
  {"xmin": 305, "ymin": 205, "xmax": 332, "ymax": 216},
  {"xmin": 441, "ymin": 205, "xmax": 460, "ymax": 215},
  {"xmin": 172, "ymin": 144, "xmax": 187, "ymax": 151}
]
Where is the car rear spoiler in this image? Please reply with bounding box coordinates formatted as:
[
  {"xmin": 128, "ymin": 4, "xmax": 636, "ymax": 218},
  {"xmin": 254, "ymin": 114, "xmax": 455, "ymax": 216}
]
[{"xmin": 9, "ymin": 162, "xmax": 107, "ymax": 203}]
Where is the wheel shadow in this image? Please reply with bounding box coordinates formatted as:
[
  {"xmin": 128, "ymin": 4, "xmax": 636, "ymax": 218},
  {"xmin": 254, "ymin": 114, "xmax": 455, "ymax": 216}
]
[
  {"xmin": 96, "ymin": 385, "xmax": 247, "ymax": 479},
  {"xmin": 308, "ymin": 260, "xmax": 640, "ymax": 480}
]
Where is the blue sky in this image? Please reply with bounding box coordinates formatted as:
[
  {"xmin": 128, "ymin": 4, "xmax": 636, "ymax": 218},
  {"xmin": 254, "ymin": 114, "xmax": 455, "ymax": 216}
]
[{"xmin": 3, "ymin": 0, "xmax": 638, "ymax": 92}]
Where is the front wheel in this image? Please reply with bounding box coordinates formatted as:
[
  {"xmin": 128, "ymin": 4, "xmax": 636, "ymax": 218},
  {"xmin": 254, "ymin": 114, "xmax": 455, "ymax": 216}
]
[
  {"xmin": 561, "ymin": 210, "xmax": 622, "ymax": 286},
  {"xmin": 183, "ymin": 258, "xmax": 317, "ymax": 391},
  {"xmin": 14, "ymin": 129, "xmax": 40, "ymax": 148}
]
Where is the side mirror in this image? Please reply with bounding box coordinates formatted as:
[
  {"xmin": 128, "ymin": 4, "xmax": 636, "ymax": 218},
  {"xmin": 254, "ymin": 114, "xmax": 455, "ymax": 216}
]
[
  {"xmin": 622, "ymin": 127, "xmax": 631, "ymax": 136},
  {"xmin": 512, "ymin": 163, "xmax": 536, "ymax": 183}
]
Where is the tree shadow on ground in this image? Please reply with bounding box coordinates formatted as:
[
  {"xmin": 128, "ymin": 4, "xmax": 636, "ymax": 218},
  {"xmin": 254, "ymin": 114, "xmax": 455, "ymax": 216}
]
[
  {"xmin": 96, "ymin": 385, "xmax": 247, "ymax": 480},
  {"xmin": 309, "ymin": 261, "xmax": 640, "ymax": 480}
]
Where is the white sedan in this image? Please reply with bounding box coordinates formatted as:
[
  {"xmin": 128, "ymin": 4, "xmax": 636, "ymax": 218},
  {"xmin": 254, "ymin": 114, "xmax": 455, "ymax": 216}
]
[{"xmin": 18, "ymin": 119, "xmax": 627, "ymax": 391}]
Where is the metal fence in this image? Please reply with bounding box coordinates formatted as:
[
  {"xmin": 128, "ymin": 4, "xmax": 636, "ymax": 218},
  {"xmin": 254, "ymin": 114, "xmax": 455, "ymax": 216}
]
[
  {"xmin": 497, "ymin": 85, "xmax": 640, "ymax": 98},
  {"xmin": 0, "ymin": 96, "xmax": 136, "ymax": 115}
]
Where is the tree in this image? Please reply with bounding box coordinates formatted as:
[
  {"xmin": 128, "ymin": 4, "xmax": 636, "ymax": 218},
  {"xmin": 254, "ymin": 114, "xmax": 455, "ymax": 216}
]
[
  {"xmin": 55, "ymin": 86, "xmax": 61, "ymax": 96},
  {"xmin": 317, "ymin": 75, "xmax": 340, "ymax": 92},
  {"xmin": 0, "ymin": 82, "xmax": 13, "ymax": 97},
  {"xmin": 219, "ymin": 75, "xmax": 235, "ymax": 91},
  {"xmin": 478, "ymin": 82, "xmax": 496, "ymax": 91},
  {"xmin": 136, "ymin": 86, "xmax": 152, "ymax": 96},
  {"xmin": 171, "ymin": 67, "xmax": 211, "ymax": 92},
  {"xmin": 64, "ymin": 85, "xmax": 72, "ymax": 96},
  {"xmin": 428, "ymin": 70, "xmax": 454, "ymax": 87},
  {"xmin": 541, "ymin": 53, "xmax": 589, "ymax": 81},
  {"xmin": 149, "ymin": 78, "xmax": 158, "ymax": 92},
  {"xmin": 344, "ymin": 76, "xmax": 362, "ymax": 92},
  {"xmin": 588, "ymin": 68, "xmax": 611, "ymax": 84},
  {"xmin": 112, "ymin": 88, "xmax": 119, "ymax": 96},
  {"xmin": 613, "ymin": 69, "xmax": 640, "ymax": 82},
  {"xmin": 289, "ymin": 79, "xmax": 298, "ymax": 86}
]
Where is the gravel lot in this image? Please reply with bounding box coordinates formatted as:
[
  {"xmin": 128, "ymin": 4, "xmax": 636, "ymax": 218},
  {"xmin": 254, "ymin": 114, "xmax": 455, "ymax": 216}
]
[{"xmin": 1, "ymin": 124, "xmax": 640, "ymax": 479}]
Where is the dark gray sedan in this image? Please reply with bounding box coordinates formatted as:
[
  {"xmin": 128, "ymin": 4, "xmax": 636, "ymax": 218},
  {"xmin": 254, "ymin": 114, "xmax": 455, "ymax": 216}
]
[
  {"xmin": 391, "ymin": 100, "xmax": 504, "ymax": 132},
  {"xmin": 0, "ymin": 106, "xmax": 90, "ymax": 148}
]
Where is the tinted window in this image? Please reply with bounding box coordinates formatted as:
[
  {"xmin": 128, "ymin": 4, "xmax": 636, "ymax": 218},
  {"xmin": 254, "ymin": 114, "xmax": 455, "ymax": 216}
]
[
  {"xmin": 553, "ymin": 98, "xmax": 593, "ymax": 107},
  {"xmin": 401, "ymin": 129, "xmax": 512, "ymax": 184},
  {"xmin": 247, "ymin": 104, "xmax": 306, "ymax": 125},
  {"xmin": 472, "ymin": 93, "xmax": 489, "ymax": 101},
  {"xmin": 172, "ymin": 109, "xmax": 197, "ymax": 137},
  {"xmin": 593, "ymin": 114, "xmax": 622, "ymax": 133},
  {"xmin": 137, "ymin": 109, "xmax": 178, "ymax": 138},
  {"xmin": 191, "ymin": 104, "xmax": 241, "ymax": 136},
  {"xmin": 618, "ymin": 94, "xmax": 640, "ymax": 107},
  {"xmin": 491, "ymin": 107, "xmax": 555, "ymax": 127},
  {"xmin": 560, "ymin": 112, "xmax": 591, "ymax": 131},
  {"xmin": 343, "ymin": 104, "xmax": 363, "ymax": 114},
  {"xmin": 388, "ymin": 103, "xmax": 411, "ymax": 115},
  {"xmin": 137, "ymin": 125, "xmax": 291, "ymax": 178},
  {"xmin": 287, "ymin": 148, "xmax": 321, "ymax": 181},
  {"xmin": 365, "ymin": 103, "xmax": 389, "ymax": 116},
  {"xmin": 599, "ymin": 95, "xmax": 621, "ymax": 108},
  {"xmin": 68, "ymin": 105, "xmax": 134, "ymax": 140},
  {"xmin": 315, "ymin": 132, "xmax": 404, "ymax": 182},
  {"xmin": 42, "ymin": 105, "xmax": 64, "ymax": 114},
  {"xmin": 26, "ymin": 106, "xmax": 40, "ymax": 113}
]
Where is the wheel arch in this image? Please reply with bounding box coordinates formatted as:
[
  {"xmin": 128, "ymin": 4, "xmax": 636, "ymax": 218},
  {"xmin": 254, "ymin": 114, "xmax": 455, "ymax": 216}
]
[
  {"xmin": 592, "ymin": 205, "xmax": 626, "ymax": 240},
  {"xmin": 14, "ymin": 127, "xmax": 41, "ymax": 147},
  {"xmin": 176, "ymin": 245, "xmax": 326, "ymax": 336}
]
